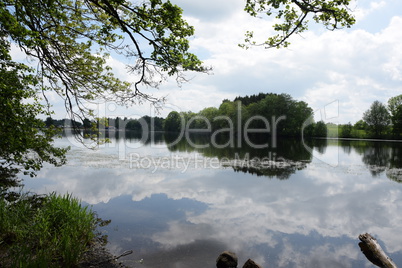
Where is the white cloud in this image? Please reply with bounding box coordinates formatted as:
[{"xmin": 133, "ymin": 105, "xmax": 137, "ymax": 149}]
[{"xmin": 353, "ymin": 0, "xmax": 387, "ymax": 21}]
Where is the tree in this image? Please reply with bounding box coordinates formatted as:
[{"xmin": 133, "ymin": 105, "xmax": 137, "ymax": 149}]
[
  {"xmin": 340, "ymin": 122, "xmax": 352, "ymax": 138},
  {"xmin": 217, "ymin": 101, "xmax": 240, "ymax": 129},
  {"xmin": 174, "ymin": 93, "xmax": 314, "ymax": 137},
  {"xmin": 242, "ymin": 0, "xmax": 355, "ymax": 48},
  {"xmin": 314, "ymin": 121, "xmax": 327, "ymax": 137},
  {"xmin": 354, "ymin": 120, "xmax": 367, "ymax": 130},
  {"xmin": 197, "ymin": 107, "xmax": 220, "ymax": 130},
  {"xmin": 45, "ymin": 117, "xmax": 54, "ymax": 128},
  {"xmin": 0, "ymin": 34, "xmax": 67, "ymax": 177},
  {"xmin": 363, "ymin": 101, "xmax": 390, "ymax": 138},
  {"xmin": 388, "ymin": 95, "xmax": 402, "ymax": 137},
  {"xmin": 164, "ymin": 111, "xmax": 183, "ymax": 132},
  {"xmin": 126, "ymin": 119, "xmax": 142, "ymax": 131},
  {"xmin": 0, "ymin": 0, "xmax": 208, "ymax": 127},
  {"xmin": 244, "ymin": 93, "xmax": 312, "ymax": 136}
]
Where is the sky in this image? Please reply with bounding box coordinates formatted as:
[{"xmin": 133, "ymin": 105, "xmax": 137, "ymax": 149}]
[{"xmin": 12, "ymin": 0, "xmax": 402, "ymax": 124}]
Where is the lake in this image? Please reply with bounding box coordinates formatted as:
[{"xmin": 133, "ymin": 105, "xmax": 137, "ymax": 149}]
[{"xmin": 20, "ymin": 131, "xmax": 402, "ymax": 268}]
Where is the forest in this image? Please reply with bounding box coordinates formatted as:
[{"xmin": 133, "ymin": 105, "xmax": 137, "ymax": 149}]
[
  {"xmin": 45, "ymin": 93, "xmax": 328, "ymax": 138},
  {"xmin": 45, "ymin": 92, "xmax": 402, "ymax": 140},
  {"xmin": 164, "ymin": 93, "xmax": 326, "ymax": 137}
]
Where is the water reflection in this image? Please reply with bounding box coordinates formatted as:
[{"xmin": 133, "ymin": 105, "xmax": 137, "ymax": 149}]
[
  {"xmin": 338, "ymin": 140, "xmax": 402, "ymax": 182},
  {"xmin": 63, "ymin": 130, "xmax": 402, "ymax": 182},
  {"xmin": 79, "ymin": 129, "xmax": 165, "ymax": 145},
  {"xmin": 18, "ymin": 134, "xmax": 402, "ymax": 267},
  {"xmin": 165, "ymin": 133, "xmax": 312, "ymax": 160},
  {"xmin": 165, "ymin": 133, "xmax": 312, "ymax": 180},
  {"xmin": 303, "ymin": 138, "xmax": 329, "ymax": 155}
]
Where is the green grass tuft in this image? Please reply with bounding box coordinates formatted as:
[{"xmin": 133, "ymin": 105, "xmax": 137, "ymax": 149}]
[{"xmin": 0, "ymin": 192, "xmax": 98, "ymax": 267}]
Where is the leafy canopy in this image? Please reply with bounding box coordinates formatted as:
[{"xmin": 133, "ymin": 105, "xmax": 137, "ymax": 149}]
[
  {"xmin": 363, "ymin": 100, "xmax": 390, "ymax": 138},
  {"xmin": 242, "ymin": 0, "xmax": 356, "ymax": 48},
  {"xmin": 0, "ymin": 0, "xmax": 208, "ymax": 123},
  {"xmin": 0, "ymin": 33, "xmax": 67, "ymax": 177},
  {"xmin": 387, "ymin": 95, "xmax": 402, "ymax": 136}
]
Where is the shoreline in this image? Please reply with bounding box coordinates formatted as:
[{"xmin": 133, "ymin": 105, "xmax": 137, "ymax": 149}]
[
  {"xmin": 78, "ymin": 239, "xmax": 127, "ymax": 268},
  {"xmin": 320, "ymin": 137, "xmax": 402, "ymax": 142}
]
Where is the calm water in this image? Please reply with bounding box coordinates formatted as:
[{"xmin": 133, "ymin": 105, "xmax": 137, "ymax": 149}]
[{"xmin": 20, "ymin": 132, "xmax": 402, "ymax": 268}]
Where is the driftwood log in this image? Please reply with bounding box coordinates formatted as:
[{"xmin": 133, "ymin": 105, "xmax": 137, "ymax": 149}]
[
  {"xmin": 216, "ymin": 251, "xmax": 238, "ymax": 268},
  {"xmin": 359, "ymin": 233, "xmax": 397, "ymax": 268},
  {"xmin": 216, "ymin": 251, "xmax": 262, "ymax": 268}
]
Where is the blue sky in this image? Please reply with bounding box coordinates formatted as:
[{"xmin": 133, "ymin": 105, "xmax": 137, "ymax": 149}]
[{"xmin": 12, "ymin": 0, "xmax": 402, "ymax": 124}]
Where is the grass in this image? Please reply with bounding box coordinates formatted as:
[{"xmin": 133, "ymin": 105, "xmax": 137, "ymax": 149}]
[
  {"xmin": 326, "ymin": 125, "xmax": 368, "ymax": 139},
  {"xmin": 0, "ymin": 192, "xmax": 98, "ymax": 267},
  {"xmin": 326, "ymin": 125, "xmax": 339, "ymax": 138}
]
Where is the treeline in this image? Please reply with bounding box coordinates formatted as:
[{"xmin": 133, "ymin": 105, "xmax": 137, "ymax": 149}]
[
  {"xmin": 44, "ymin": 116, "xmax": 164, "ymax": 131},
  {"xmin": 44, "ymin": 118, "xmax": 84, "ymax": 128},
  {"xmin": 43, "ymin": 93, "xmax": 402, "ymax": 140},
  {"xmin": 105, "ymin": 116, "xmax": 164, "ymax": 131},
  {"xmin": 336, "ymin": 94, "xmax": 402, "ymax": 139},
  {"xmin": 44, "ymin": 93, "xmax": 329, "ymax": 137},
  {"xmin": 164, "ymin": 93, "xmax": 326, "ymax": 137}
]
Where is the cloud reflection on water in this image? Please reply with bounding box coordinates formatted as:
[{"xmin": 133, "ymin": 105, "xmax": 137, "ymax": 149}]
[{"xmin": 21, "ymin": 138, "xmax": 402, "ymax": 267}]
